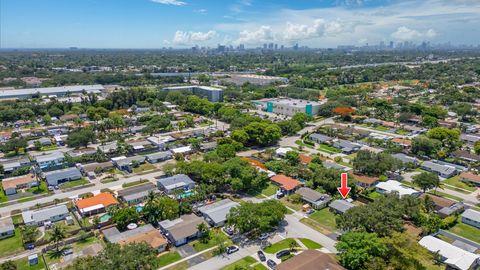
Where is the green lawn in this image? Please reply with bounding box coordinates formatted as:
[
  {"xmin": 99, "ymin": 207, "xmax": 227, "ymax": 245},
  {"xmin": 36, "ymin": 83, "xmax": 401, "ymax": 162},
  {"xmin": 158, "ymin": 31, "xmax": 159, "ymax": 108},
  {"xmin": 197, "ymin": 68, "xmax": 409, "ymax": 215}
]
[
  {"xmin": 318, "ymin": 144, "xmax": 341, "ymax": 154},
  {"xmin": 122, "ymin": 179, "xmax": 149, "ymax": 188},
  {"xmin": 60, "ymin": 178, "xmax": 90, "ymax": 189},
  {"xmin": 443, "ymin": 176, "xmax": 477, "ymax": 192},
  {"xmin": 156, "ymin": 251, "xmax": 182, "ymax": 268},
  {"xmin": 295, "ymin": 140, "xmax": 314, "ymax": 149},
  {"xmin": 263, "ymin": 238, "xmax": 297, "ymax": 254},
  {"xmin": 0, "ymin": 187, "xmax": 8, "ymax": 203},
  {"xmin": 71, "ymin": 236, "xmax": 102, "ymax": 253},
  {"xmin": 279, "ymin": 197, "xmax": 303, "ymax": 211},
  {"xmin": 220, "ymin": 256, "xmax": 257, "ymax": 270},
  {"xmin": 14, "ymin": 256, "xmax": 47, "ymax": 270},
  {"xmin": 253, "ymin": 264, "xmax": 268, "ymax": 270},
  {"xmin": 396, "ymin": 129, "xmax": 410, "ymax": 135},
  {"xmin": 0, "ymin": 228, "xmax": 24, "ymax": 257},
  {"xmin": 261, "ymin": 183, "xmax": 278, "ymax": 197},
  {"xmin": 448, "ymin": 219, "xmax": 480, "ymax": 243},
  {"xmin": 428, "ymin": 191, "xmax": 463, "ymax": 202},
  {"xmin": 367, "ymin": 191, "xmax": 383, "ymax": 200},
  {"xmin": 298, "ymin": 238, "xmax": 322, "ymax": 249},
  {"xmin": 165, "ymin": 261, "xmax": 189, "ymax": 270},
  {"xmin": 26, "ymin": 181, "xmax": 48, "ymax": 195},
  {"xmin": 308, "ymin": 208, "xmax": 337, "ymax": 231},
  {"xmin": 133, "ymin": 163, "xmax": 157, "ymax": 174},
  {"xmin": 192, "ymin": 229, "xmax": 232, "ymax": 252},
  {"xmin": 372, "ymin": 125, "xmax": 390, "ymax": 132},
  {"xmin": 40, "ymin": 145, "xmax": 58, "ymax": 151}
]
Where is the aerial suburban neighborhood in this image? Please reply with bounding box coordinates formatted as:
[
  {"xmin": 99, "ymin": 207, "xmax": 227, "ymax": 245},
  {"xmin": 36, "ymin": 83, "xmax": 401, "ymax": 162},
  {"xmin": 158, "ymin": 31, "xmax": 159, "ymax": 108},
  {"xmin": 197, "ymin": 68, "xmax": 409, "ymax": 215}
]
[{"xmin": 1, "ymin": 1, "xmax": 480, "ymax": 270}]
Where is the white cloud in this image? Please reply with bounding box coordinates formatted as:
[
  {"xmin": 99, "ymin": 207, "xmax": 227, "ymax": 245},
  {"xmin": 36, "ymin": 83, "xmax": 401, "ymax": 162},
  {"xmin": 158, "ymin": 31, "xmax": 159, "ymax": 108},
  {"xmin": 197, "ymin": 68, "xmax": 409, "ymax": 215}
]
[
  {"xmin": 390, "ymin": 26, "xmax": 437, "ymax": 41},
  {"xmin": 235, "ymin": 25, "xmax": 273, "ymax": 44},
  {"xmin": 151, "ymin": 0, "xmax": 186, "ymax": 6},
  {"xmin": 194, "ymin": 9, "xmax": 207, "ymax": 14},
  {"xmin": 173, "ymin": 30, "xmax": 217, "ymax": 45}
]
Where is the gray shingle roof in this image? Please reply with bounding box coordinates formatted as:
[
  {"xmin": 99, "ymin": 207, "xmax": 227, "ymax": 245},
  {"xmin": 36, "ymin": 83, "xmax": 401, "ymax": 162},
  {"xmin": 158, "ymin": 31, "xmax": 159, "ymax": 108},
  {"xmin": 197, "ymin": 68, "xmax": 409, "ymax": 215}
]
[
  {"xmin": 44, "ymin": 167, "xmax": 82, "ymax": 185},
  {"xmin": 157, "ymin": 174, "xmax": 195, "ymax": 191},
  {"xmin": 309, "ymin": 133, "xmax": 332, "ymax": 142},
  {"xmin": 0, "ymin": 217, "xmax": 14, "ymax": 234},
  {"xmin": 22, "ymin": 205, "xmax": 69, "ymax": 224},
  {"xmin": 197, "ymin": 199, "xmax": 239, "ymax": 225},
  {"xmin": 329, "ymin": 200, "xmax": 354, "ymax": 213},
  {"xmin": 422, "ymin": 161, "xmax": 456, "ymax": 175},
  {"xmin": 462, "ymin": 209, "xmax": 480, "ymax": 222},
  {"xmin": 34, "ymin": 151, "xmax": 65, "ymax": 163}
]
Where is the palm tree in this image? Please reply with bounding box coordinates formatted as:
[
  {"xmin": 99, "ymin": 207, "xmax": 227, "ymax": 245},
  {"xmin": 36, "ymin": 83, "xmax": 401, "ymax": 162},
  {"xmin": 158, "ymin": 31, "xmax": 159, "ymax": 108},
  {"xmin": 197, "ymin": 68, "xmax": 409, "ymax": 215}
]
[{"xmin": 48, "ymin": 224, "xmax": 66, "ymax": 252}]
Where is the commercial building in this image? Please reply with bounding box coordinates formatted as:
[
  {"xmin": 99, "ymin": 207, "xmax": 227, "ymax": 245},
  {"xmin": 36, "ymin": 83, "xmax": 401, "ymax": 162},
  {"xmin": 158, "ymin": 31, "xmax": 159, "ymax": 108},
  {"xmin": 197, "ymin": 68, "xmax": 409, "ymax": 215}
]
[
  {"xmin": 295, "ymin": 187, "xmax": 331, "ymax": 209},
  {"xmin": 197, "ymin": 199, "xmax": 239, "ymax": 227},
  {"xmin": 419, "ymin": 236, "xmax": 479, "ymax": 270},
  {"xmin": 162, "ymin": 85, "xmax": 224, "ymax": 102},
  {"xmin": 159, "ymin": 214, "xmax": 205, "ymax": 246},
  {"xmin": 254, "ymin": 98, "xmax": 322, "ymax": 116},
  {"xmin": 0, "ymin": 85, "xmax": 104, "ymax": 99},
  {"xmin": 76, "ymin": 192, "xmax": 119, "ymax": 217},
  {"xmin": 103, "ymin": 224, "xmax": 167, "ymax": 253},
  {"xmin": 221, "ymin": 74, "xmax": 288, "ymax": 86},
  {"xmin": 22, "ymin": 205, "xmax": 69, "ymax": 226},
  {"xmin": 44, "ymin": 167, "xmax": 82, "ymax": 186}
]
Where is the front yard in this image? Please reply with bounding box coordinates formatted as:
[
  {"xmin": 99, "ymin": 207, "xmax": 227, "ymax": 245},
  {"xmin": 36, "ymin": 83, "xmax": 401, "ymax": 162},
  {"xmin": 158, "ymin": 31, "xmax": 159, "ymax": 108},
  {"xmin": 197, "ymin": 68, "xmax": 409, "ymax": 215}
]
[
  {"xmin": 448, "ymin": 218, "xmax": 480, "ymax": 243},
  {"xmin": 220, "ymin": 256, "xmax": 258, "ymax": 270},
  {"xmin": 263, "ymin": 238, "xmax": 297, "ymax": 254},
  {"xmin": 307, "ymin": 208, "xmax": 337, "ymax": 232},
  {"xmin": 298, "ymin": 238, "xmax": 322, "ymax": 249},
  {"xmin": 60, "ymin": 178, "xmax": 90, "ymax": 190},
  {"xmin": 0, "ymin": 228, "xmax": 24, "ymax": 257},
  {"xmin": 191, "ymin": 229, "xmax": 232, "ymax": 252},
  {"xmin": 133, "ymin": 163, "xmax": 157, "ymax": 174},
  {"xmin": 156, "ymin": 251, "xmax": 182, "ymax": 268},
  {"xmin": 443, "ymin": 176, "xmax": 477, "ymax": 193},
  {"xmin": 14, "ymin": 256, "xmax": 47, "ymax": 270},
  {"xmin": 318, "ymin": 144, "xmax": 341, "ymax": 154}
]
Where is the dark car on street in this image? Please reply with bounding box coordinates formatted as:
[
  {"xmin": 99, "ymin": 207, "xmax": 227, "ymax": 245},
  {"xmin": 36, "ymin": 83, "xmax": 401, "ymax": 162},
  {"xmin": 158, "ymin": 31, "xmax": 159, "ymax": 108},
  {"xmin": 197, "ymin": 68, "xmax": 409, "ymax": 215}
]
[{"xmin": 257, "ymin": 250, "xmax": 266, "ymax": 261}]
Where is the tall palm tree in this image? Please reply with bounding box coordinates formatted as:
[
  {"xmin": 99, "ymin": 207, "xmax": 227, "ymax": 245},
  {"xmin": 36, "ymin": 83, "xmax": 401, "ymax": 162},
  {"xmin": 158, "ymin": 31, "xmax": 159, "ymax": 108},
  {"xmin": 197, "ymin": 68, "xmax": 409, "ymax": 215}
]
[{"xmin": 49, "ymin": 224, "xmax": 66, "ymax": 252}]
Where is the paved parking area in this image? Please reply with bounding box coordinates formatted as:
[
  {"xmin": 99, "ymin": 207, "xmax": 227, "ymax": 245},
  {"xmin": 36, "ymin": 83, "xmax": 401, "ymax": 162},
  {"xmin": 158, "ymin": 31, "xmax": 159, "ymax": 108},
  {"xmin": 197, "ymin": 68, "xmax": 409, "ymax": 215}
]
[{"xmin": 176, "ymin": 244, "xmax": 197, "ymax": 258}]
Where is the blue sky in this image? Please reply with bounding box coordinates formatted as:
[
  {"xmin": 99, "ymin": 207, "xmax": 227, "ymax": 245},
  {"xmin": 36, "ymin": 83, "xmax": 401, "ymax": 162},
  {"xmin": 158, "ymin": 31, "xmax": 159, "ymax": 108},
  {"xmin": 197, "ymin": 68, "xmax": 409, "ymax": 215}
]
[{"xmin": 1, "ymin": 0, "xmax": 479, "ymax": 48}]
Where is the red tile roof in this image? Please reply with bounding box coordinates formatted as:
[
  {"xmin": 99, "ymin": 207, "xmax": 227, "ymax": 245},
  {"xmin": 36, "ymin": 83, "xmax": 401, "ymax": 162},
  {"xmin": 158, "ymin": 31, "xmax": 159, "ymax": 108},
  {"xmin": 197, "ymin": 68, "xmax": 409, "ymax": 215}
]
[
  {"xmin": 271, "ymin": 174, "xmax": 303, "ymax": 191},
  {"xmin": 76, "ymin": 192, "xmax": 119, "ymax": 210}
]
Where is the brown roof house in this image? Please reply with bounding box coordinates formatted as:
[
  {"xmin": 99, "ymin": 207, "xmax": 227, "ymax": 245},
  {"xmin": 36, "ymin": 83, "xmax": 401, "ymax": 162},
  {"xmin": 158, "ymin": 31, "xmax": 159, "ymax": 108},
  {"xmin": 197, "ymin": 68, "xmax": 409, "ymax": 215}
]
[
  {"xmin": 102, "ymin": 224, "xmax": 167, "ymax": 253},
  {"xmin": 277, "ymin": 250, "xmax": 345, "ymax": 270},
  {"xmin": 459, "ymin": 172, "xmax": 480, "ymax": 187}
]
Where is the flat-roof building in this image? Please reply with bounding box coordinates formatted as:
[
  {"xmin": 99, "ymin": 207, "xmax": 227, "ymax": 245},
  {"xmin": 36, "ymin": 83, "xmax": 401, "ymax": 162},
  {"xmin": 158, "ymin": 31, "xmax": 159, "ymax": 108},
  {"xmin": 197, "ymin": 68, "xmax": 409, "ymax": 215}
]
[
  {"xmin": 419, "ymin": 236, "xmax": 479, "ymax": 270},
  {"xmin": 197, "ymin": 199, "xmax": 239, "ymax": 227},
  {"xmin": 159, "ymin": 214, "xmax": 205, "ymax": 246},
  {"xmin": 0, "ymin": 85, "xmax": 104, "ymax": 99},
  {"xmin": 22, "ymin": 205, "xmax": 69, "ymax": 226},
  {"xmin": 254, "ymin": 98, "xmax": 322, "ymax": 116},
  {"xmin": 162, "ymin": 85, "xmax": 224, "ymax": 102},
  {"xmin": 44, "ymin": 167, "xmax": 82, "ymax": 186}
]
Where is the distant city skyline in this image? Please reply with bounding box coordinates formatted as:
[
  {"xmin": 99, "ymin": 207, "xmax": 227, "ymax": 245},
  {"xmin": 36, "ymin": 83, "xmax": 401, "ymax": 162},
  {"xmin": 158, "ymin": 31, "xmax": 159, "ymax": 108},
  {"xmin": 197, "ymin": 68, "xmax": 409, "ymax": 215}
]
[{"xmin": 1, "ymin": 0, "xmax": 480, "ymax": 49}]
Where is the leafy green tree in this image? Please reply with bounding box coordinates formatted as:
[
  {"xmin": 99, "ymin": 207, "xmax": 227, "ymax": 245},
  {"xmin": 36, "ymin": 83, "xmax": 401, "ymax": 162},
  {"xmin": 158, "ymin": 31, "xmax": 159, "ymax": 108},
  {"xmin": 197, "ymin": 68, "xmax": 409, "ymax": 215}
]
[
  {"xmin": 66, "ymin": 127, "xmax": 96, "ymax": 148},
  {"xmin": 110, "ymin": 207, "xmax": 140, "ymax": 230},
  {"xmin": 336, "ymin": 232, "xmax": 387, "ymax": 270},
  {"xmin": 197, "ymin": 222, "xmax": 210, "ymax": 244},
  {"xmin": 285, "ymin": 151, "xmax": 300, "ymax": 166},
  {"xmin": 0, "ymin": 261, "xmax": 16, "ymax": 270},
  {"xmin": 426, "ymin": 127, "xmax": 461, "ymax": 152},
  {"xmin": 48, "ymin": 224, "xmax": 67, "ymax": 251},
  {"xmin": 216, "ymin": 144, "xmax": 236, "ymax": 160},
  {"xmin": 142, "ymin": 196, "xmax": 179, "ymax": 225},
  {"xmin": 20, "ymin": 225, "xmax": 39, "ymax": 244},
  {"xmin": 352, "ymin": 150, "xmax": 401, "ymax": 176},
  {"xmin": 474, "ymin": 141, "xmax": 480, "ymax": 155},
  {"xmin": 411, "ymin": 136, "xmax": 441, "ymax": 157},
  {"xmin": 412, "ymin": 172, "xmax": 440, "ymax": 193},
  {"xmin": 1, "ymin": 138, "xmax": 27, "ymax": 154}
]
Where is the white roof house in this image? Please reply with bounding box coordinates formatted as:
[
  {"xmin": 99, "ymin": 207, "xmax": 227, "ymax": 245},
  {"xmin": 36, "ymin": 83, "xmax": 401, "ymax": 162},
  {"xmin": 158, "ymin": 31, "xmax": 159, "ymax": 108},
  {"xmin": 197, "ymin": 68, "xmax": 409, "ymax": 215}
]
[
  {"xmin": 419, "ymin": 236, "xmax": 480, "ymax": 270},
  {"xmin": 275, "ymin": 147, "xmax": 294, "ymax": 157},
  {"xmin": 375, "ymin": 180, "xmax": 420, "ymax": 197},
  {"xmin": 171, "ymin": 146, "xmax": 192, "ymax": 154}
]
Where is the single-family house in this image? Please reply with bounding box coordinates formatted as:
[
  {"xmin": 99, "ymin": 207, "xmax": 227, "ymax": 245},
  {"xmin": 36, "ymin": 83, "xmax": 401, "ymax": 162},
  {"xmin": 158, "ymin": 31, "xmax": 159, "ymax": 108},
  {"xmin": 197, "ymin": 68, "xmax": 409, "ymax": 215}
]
[
  {"xmin": 200, "ymin": 141, "xmax": 217, "ymax": 152},
  {"xmin": 117, "ymin": 183, "xmax": 160, "ymax": 205},
  {"xmin": 309, "ymin": 133, "xmax": 333, "ymax": 144},
  {"xmin": 170, "ymin": 145, "xmax": 192, "ymax": 155},
  {"xmin": 128, "ymin": 125, "xmax": 146, "ymax": 134},
  {"xmin": 159, "ymin": 214, "xmax": 205, "ymax": 246},
  {"xmin": 275, "ymin": 147, "xmax": 294, "ymax": 158},
  {"xmin": 419, "ymin": 194, "xmax": 464, "ymax": 217},
  {"xmin": 80, "ymin": 161, "xmax": 114, "ymax": 175},
  {"xmin": 145, "ymin": 151, "xmax": 172, "ymax": 163},
  {"xmin": 126, "ymin": 139, "xmax": 153, "ymax": 152},
  {"xmin": 97, "ymin": 141, "xmax": 118, "ymax": 154},
  {"xmin": 332, "ymin": 139, "xmax": 361, "ymax": 154},
  {"xmin": 34, "ymin": 152, "xmax": 65, "ymax": 171},
  {"xmin": 453, "ymin": 150, "xmax": 480, "ymax": 163},
  {"xmin": 66, "ymin": 147, "xmax": 97, "ymax": 158},
  {"xmin": 270, "ymin": 174, "xmax": 303, "ymax": 195},
  {"xmin": 44, "ymin": 167, "xmax": 82, "ymax": 186},
  {"xmin": 461, "ymin": 209, "xmax": 480, "ymax": 229},
  {"xmin": 299, "ymin": 154, "xmax": 313, "ymax": 165},
  {"xmin": 1, "ymin": 174, "xmax": 38, "ymax": 195},
  {"xmin": 352, "ymin": 174, "xmax": 379, "ymax": 188},
  {"xmin": 460, "ymin": 134, "xmax": 480, "ymax": 145},
  {"xmin": 295, "ymin": 187, "xmax": 331, "ymax": 209},
  {"xmin": 391, "ymin": 138, "xmax": 412, "ymax": 149},
  {"xmin": 0, "ymin": 156, "xmax": 31, "ymax": 174},
  {"xmin": 147, "ymin": 136, "xmax": 175, "ymax": 150},
  {"xmin": 329, "ymin": 199, "xmax": 355, "ymax": 214},
  {"xmin": 459, "ymin": 172, "xmax": 480, "ymax": 187},
  {"xmin": 419, "ymin": 236, "xmax": 479, "ymax": 270},
  {"xmin": 114, "ymin": 156, "xmax": 146, "ymax": 172},
  {"xmin": 0, "ymin": 217, "xmax": 15, "ymax": 239},
  {"xmin": 27, "ymin": 137, "xmax": 52, "ymax": 149},
  {"xmin": 421, "ymin": 161, "xmax": 457, "ymax": 178},
  {"xmin": 376, "ymin": 180, "xmax": 421, "ymax": 197},
  {"xmin": 197, "ymin": 199, "xmax": 240, "ymax": 227},
  {"xmin": 391, "ymin": 153, "xmax": 417, "ymax": 167},
  {"xmin": 103, "ymin": 224, "xmax": 167, "ymax": 253},
  {"xmin": 323, "ymin": 161, "xmax": 351, "ymax": 171},
  {"xmin": 22, "ymin": 205, "xmax": 69, "ymax": 226},
  {"xmin": 277, "ymin": 250, "xmax": 346, "ymax": 270},
  {"xmin": 76, "ymin": 192, "xmax": 119, "ymax": 216},
  {"xmin": 157, "ymin": 174, "xmax": 195, "ymax": 194}
]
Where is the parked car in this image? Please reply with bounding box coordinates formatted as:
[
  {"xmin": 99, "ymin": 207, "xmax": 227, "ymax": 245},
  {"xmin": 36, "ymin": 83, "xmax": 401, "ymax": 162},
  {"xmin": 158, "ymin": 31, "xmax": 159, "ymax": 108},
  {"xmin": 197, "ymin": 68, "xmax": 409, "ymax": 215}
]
[
  {"xmin": 63, "ymin": 249, "xmax": 73, "ymax": 256},
  {"xmin": 223, "ymin": 227, "xmax": 234, "ymax": 236},
  {"xmin": 267, "ymin": 259, "xmax": 277, "ymax": 269},
  {"xmin": 257, "ymin": 250, "xmax": 266, "ymax": 262},
  {"xmin": 54, "ymin": 185, "xmax": 59, "ymax": 190},
  {"xmin": 259, "ymin": 233, "xmax": 270, "ymax": 241},
  {"xmin": 306, "ymin": 209, "xmax": 315, "ymax": 215},
  {"xmin": 48, "ymin": 186, "xmax": 54, "ymax": 191},
  {"xmin": 226, "ymin": 246, "xmax": 239, "ymax": 254},
  {"xmin": 276, "ymin": 249, "xmax": 290, "ymax": 259}
]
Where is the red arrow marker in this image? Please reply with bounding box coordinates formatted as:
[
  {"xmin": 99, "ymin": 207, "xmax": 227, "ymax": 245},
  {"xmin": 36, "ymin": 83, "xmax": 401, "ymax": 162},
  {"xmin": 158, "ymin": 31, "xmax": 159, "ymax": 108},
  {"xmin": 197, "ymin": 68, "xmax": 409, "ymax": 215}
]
[{"xmin": 337, "ymin": 173, "xmax": 351, "ymax": 199}]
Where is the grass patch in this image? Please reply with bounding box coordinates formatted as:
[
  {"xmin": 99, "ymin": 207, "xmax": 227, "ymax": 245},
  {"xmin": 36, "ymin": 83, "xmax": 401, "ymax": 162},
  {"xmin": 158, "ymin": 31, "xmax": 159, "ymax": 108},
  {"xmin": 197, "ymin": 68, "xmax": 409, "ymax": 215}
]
[
  {"xmin": 279, "ymin": 197, "xmax": 303, "ymax": 211},
  {"xmin": 14, "ymin": 256, "xmax": 47, "ymax": 270},
  {"xmin": 318, "ymin": 144, "xmax": 341, "ymax": 154},
  {"xmin": 133, "ymin": 163, "xmax": 157, "ymax": 174},
  {"xmin": 261, "ymin": 183, "xmax": 277, "ymax": 197},
  {"xmin": 263, "ymin": 238, "xmax": 297, "ymax": 254},
  {"xmin": 41, "ymin": 145, "xmax": 58, "ymax": 151},
  {"xmin": 308, "ymin": 208, "xmax": 337, "ymax": 231},
  {"xmin": 295, "ymin": 140, "xmax": 314, "ymax": 149},
  {"xmin": 0, "ymin": 228, "xmax": 24, "ymax": 257},
  {"xmin": 18, "ymin": 197, "xmax": 35, "ymax": 203},
  {"xmin": 157, "ymin": 251, "xmax": 182, "ymax": 268},
  {"xmin": 122, "ymin": 179, "xmax": 149, "ymax": 188},
  {"xmin": 220, "ymin": 256, "xmax": 257, "ymax": 270},
  {"xmin": 0, "ymin": 186, "xmax": 8, "ymax": 203},
  {"xmin": 192, "ymin": 229, "xmax": 232, "ymax": 252},
  {"xmin": 367, "ymin": 191, "xmax": 383, "ymax": 200},
  {"xmin": 448, "ymin": 218, "xmax": 480, "ymax": 243},
  {"xmin": 100, "ymin": 177, "xmax": 118, "ymax": 184},
  {"xmin": 71, "ymin": 236, "xmax": 101, "ymax": 253},
  {"xmin": 60, "ymin": 178, "xmax": 90, "ymax": 190},
  {"xmin": 164, "ymin": 261, "xmax": 189, "ymax": 270},
  {"xmin": 428, "ymin": 191, "xmax": 463, "ymax": 202},
  {"xmin": 443, "ymin": 176, "xmax": 477, "ymax": 192},
  {"xmin": 300, "ymin": 218, "xmax": 332, "ymax": 235},
  {"xmin": 298, "ymin": 238, "xmax": 322, "ymax": 249},
  {"xmin": 253, "ymin": 264, "xmax": 268, "ymax": 270},
  {"xmin": 26, "ymin": 181, "xmax": 48, "ymax": 194}
]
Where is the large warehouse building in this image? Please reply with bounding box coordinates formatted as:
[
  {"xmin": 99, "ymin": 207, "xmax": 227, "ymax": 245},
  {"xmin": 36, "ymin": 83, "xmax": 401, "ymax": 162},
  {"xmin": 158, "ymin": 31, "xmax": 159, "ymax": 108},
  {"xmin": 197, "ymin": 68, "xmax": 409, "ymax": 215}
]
[
  {"xmin": 0, "ymin": 85, "xmax": 105, "ymax": 99},
  {"xmin": 162, "ymin": 85, "xmax": 224, "ymax": 102}
]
